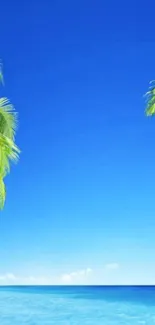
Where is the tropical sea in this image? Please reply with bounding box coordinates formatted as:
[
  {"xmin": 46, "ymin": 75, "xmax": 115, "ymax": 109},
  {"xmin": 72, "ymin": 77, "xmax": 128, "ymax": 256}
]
[{"xmin": 0, "ymin": 286, "xmax": 155, "ymax": 324}]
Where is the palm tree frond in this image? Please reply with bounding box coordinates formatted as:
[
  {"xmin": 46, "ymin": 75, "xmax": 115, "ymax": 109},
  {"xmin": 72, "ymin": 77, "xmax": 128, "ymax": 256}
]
[
  {"xmin": 0, "ymin": 72, "xmax": 4, "ymax": 85},
  {"xmin": 0, "ymin": 62, "xmax": 20, "ymax": 209},
  {"xmin": 146, "ymin": 103, "xmax": 155, "ymax": 116},
  {"xmin": 0, "ymin": 135, "xmax": 20, "ymax": 162},
  {"xmin": 0, "ymin": 63, "xmax": 4, "ymax": 86},
  {"xmin": 0, "ymin": 177, "xmax": 6, "ymax": 210},
  {"xmin": 145, "ymin": 83, "xmax": 155, "ymax": 116},
  {"xmin": 0, "ymin": 135, "xmax": 20, "ymax": 179},
  {"xmin": 144, "ymin": 91, "xmax": 153, "ymax": 97},
  {"xmin": 0, "ymin": 144, "xmax": 10, "ymax": 177},
  {"xmin": 0, "ymin": 98, "xmax": 18, "ymax": 140}
]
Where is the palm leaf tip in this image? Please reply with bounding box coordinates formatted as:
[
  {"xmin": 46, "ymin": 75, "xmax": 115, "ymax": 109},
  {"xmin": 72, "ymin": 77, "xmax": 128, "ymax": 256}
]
[
  {"xmin": 0, "ymin": 178, "xmax": 6, "ymax": 210},
  {"xmin": 145, "ymin": 104, "xmax": 155, "ymax": 116},
  {"xmin": 0, "ymin": 72, "xmax": 3, "ymax": 85},
  {"xmin": 0, "ymin": 62, "xmax": 20, "ymax": 210},
  {"xmin": 0, "ymin": 97, "xmax": 18, "ymax": 140},
  {"xmin": 0, "ymin": 64, "xmax": 4, "ymax": 85},
  {"xmin": 144, "ymin": 82, "xmax": 155, "ymax": 116}
]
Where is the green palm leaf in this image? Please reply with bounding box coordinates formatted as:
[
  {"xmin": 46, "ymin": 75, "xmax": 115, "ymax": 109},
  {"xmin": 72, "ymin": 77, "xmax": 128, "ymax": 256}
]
[
  {"xmin": 0, "ymin": 177, "xmax": 6, "ymax": 210},
  {"xmin": 0, "ymin": 134, "xmax": 20, "ymax": 209},
  {"xmin": 0, "ymin": 61, "xmax": 20, "ymax": 209},
  {"xmin": 0, "ymin": 135, "xmax": 20, "ymax": 177},
  {"xmin": 0, "ymin": 98, "xmax": 18, "ymax": 140},
  {"xmin": 0, "ymin": 63, "xmax": 4, "ymax": 85},
  {"xmin": 145, "ymin": 82, "xmax": 155, "ymax": 116}
]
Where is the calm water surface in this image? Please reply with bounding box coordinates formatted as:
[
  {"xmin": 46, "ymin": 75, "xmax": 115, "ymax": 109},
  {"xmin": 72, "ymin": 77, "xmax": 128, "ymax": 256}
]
[{"xmin": 0, "ymin": 286, "xmax": 155, "ymax": 324}]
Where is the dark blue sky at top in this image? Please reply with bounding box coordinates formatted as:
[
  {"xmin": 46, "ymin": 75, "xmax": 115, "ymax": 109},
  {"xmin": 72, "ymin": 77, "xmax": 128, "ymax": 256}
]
[{"xmin": 0, "ymin": 0, "xmax": 155, "ymax": 283}]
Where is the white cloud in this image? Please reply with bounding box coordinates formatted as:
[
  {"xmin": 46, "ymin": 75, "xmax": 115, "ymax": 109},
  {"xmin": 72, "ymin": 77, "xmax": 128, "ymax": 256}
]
[
  {"xmin": 0, "ymin": 273, "xmax": 50, "ymax": 285},
  {"xmin": 0, "ymin": 266, "xmax": 154, "ymax": 285},
  {"xmin": 0, "ymin": 276, "xmax": 6, "ymax": 281},
  {"xmin": 0, "ymin": 273, "xmax": 16, "ymax": 282},
  {"xmin": 7, "ymin": 273, "xmax": 16, "ymax": 280},
  {"xmin": 23, "ymin": 276, "xmax": 49, "ymax": 285},
  {"xmin": 61, "ymin": 268, "xmax": 93, "ymax": 284},
  {"xmin": 105, "ymin": 263, "xmax": 119, "ymax": 270},
  {"xmin": 0, "ymin": 270, "xmax": 93, "ymax": 285},
  {"xmin": 61, "ymin": 274, "xmax": 72, "ymax": 283}
]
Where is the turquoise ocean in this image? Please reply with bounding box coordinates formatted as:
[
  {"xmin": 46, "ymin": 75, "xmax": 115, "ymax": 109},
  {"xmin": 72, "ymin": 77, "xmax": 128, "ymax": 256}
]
[{"xmin": 0, "ymin": 286, "xmax": 155, "ymax": 324}]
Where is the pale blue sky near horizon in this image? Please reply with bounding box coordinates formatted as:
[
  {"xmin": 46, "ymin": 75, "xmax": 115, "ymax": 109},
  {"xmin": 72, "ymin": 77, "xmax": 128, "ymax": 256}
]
[{"xmin": 0, "ymin": 0, "xmax": 155, "ymax": 285}]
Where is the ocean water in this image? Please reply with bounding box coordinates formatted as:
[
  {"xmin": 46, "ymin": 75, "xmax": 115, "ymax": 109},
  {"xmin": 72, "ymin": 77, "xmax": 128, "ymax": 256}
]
[{"xmin": 0, "ymin": 286, "xmax": 155, "ymax": 324}]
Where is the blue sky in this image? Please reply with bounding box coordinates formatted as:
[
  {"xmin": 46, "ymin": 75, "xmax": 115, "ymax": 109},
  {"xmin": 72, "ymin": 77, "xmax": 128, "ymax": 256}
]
[{"xmin": 0, "ymin": 0, "xmax": 155, "ymax": 285}]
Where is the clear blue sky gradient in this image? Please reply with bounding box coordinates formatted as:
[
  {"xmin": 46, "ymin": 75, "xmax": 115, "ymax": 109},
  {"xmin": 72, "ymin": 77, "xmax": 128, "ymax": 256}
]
[{"xmin": 0, "ymin": 0, "xmax": 155, "ymax": 284}]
